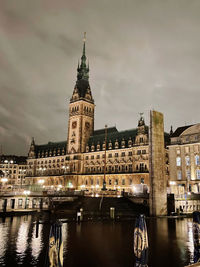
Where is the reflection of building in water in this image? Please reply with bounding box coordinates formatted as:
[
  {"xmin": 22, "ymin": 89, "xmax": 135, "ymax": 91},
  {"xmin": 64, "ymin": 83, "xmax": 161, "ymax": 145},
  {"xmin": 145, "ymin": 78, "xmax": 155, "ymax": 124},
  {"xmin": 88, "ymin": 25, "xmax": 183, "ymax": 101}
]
[
  {"xmin": 0, "ymin": 222, "xmax": 8, "ymax": 265},
  {"xmin": 31, "ymin": 224, "xmax": 43, "ymax": 260},
  {"xmin": 62, "ymin": 223, "xmax": 68, "ymax": 255},
  {"xmin": 175, "ymin": 219, "xmax": 194, "ymax": 264},
  {"xmin": 16, "ymin": 218, "xmax": 31, "ymax": 264}
]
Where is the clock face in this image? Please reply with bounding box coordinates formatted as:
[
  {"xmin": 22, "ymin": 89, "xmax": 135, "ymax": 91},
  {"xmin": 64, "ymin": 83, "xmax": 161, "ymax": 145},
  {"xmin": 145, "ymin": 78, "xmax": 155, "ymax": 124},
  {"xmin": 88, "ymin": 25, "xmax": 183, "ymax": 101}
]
[
  {"xmin": 72, "ymin": 121, "xmax": 77, "ymax": 129},
  {"xmin": 85, "ymin": 122, "xmax": 90, "ymax": 129}
]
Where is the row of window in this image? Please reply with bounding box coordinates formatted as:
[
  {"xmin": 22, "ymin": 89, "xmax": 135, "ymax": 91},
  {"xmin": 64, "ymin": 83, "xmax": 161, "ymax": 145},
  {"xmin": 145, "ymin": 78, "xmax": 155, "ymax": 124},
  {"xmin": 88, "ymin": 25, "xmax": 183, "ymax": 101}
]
[
  {"xmin": 83, "ymin": 178, "xmax": 145, "ymax": 186},
  {"xmin": 85, "ymin": 163, "xmax": 148, "ymax": 173},
  {"xmin": 177, "ymin": 145, "xmax": 199, "ymax": 155},
  {"xmin": 176, "ymin": 155, "xmax": 200, "ymax": 166},
  {"xmin": 177, "ymin": 169, "xmax": 200, "ymax": 180},
  {"xmin": 0, "ymin": 165, "xmax": 26, "ymax": 169},
  {"xmin": 85, "ymin": 151, "xmax": 139, "ymax": 160},
  {"xmin": 36, "ymin": 158, "xmax": 65, "ymax": 165}
]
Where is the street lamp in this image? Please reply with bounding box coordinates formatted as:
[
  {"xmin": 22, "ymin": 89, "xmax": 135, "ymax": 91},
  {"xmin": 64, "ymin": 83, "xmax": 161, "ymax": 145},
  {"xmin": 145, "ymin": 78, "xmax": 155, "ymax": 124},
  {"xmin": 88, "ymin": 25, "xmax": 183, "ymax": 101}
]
[{"xmin": 23, "ymin": 190, "xmax": 30, "ymax": 209}]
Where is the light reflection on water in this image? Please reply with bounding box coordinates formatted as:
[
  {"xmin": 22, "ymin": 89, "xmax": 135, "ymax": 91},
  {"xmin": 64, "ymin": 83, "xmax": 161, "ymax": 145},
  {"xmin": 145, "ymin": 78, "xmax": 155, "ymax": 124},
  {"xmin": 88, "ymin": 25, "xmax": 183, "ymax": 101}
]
[
  {"xmin": 31, "ymin": 224, "xmax": 43, "ymax": 261},
  {"xmin": 0, "ymin": 222, "xmax": 8, "ymax": 266},
  {"xmin": 0, "ymin": 215, "xmax": 196, "ymax": 267},
  {"xmin": 16, "ymin": 217, "xmax": 31, "ymax": 264}
]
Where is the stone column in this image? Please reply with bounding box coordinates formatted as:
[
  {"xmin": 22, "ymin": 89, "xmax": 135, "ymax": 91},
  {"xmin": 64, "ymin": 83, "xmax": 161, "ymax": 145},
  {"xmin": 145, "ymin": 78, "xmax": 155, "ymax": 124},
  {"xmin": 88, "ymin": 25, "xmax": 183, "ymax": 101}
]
[{"xmin": 149, "ymin": 110, "xmax": 167, "ymax": 216}]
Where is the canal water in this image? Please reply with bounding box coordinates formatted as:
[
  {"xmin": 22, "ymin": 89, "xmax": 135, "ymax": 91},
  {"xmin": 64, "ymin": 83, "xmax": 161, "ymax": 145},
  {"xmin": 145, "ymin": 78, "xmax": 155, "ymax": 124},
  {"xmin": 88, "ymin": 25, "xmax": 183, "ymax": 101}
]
[{"xmin": 0, "ymin": 215, "xmax": 195, "ymax": 267}]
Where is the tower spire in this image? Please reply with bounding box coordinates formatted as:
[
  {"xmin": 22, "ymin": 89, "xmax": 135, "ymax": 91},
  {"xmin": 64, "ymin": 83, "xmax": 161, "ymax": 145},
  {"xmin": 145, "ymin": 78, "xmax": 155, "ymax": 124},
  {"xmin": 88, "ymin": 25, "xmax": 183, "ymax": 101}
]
[
  {"xmin": 71, "ymin": 33, "xmax": 93, "ymax": 103},
  {"xmin": 77, "ymin": 32, "xmax": 89, "ymax": 81}
]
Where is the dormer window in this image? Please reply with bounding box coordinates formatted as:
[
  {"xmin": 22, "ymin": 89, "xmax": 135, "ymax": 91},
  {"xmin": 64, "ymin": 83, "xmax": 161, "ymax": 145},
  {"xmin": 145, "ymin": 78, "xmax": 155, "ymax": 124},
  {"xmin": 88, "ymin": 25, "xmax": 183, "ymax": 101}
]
[
  {"xmin": 91, "ymin": 143, "xmax": 95, "ymax": 152},
  {"xmin": 97, "ymin": 142, "xmax": 100, "ymax": 151},
  {"xmin": 115, "ymin": 140, "xmax": 119, "ymax": 149},
  {"xmin": 108, "ymin": 140, "xmax": 112, "ymax": 150},
  {"xmin": 121, "ymin": 138, "xmax": 125, "ymax": 148},
  {"xmin": 128, "ymin": 138, "xmax": 132, "ymax": 147},
  {"xmin": 102, "ymin": 142, "xmax": 106, "ymax": 150}
]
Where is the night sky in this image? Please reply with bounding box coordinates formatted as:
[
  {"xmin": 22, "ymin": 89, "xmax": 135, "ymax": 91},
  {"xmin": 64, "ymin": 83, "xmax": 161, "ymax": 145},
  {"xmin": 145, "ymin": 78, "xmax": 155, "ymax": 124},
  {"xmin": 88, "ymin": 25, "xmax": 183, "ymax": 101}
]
[{"xmin": 0, "ymin": 0, "xmax": 200, "ymax": 155}]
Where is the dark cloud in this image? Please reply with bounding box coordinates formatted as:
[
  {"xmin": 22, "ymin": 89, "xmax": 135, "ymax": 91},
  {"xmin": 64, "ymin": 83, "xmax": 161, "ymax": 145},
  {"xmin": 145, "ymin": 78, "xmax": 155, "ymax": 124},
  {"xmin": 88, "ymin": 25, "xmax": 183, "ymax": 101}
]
[{"xmin": 0, "ymin": 0, "xmax": 200, "ymax": 155}]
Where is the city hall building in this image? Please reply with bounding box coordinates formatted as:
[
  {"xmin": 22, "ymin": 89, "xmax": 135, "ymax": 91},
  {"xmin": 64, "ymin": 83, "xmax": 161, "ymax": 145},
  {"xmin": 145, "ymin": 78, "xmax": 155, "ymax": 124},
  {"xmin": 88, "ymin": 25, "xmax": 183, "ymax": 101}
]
[{"xmin": 26, "ymin": 38, "xmax": 170, "ymax": 194}]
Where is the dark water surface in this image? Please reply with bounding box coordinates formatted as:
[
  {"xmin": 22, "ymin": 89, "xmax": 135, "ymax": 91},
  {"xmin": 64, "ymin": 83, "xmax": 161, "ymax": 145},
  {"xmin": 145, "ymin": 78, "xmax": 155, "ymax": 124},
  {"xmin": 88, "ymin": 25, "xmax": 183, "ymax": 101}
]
[{"xmin": 0, "ymin": 215, "xmax": 195, "ymax": 267}]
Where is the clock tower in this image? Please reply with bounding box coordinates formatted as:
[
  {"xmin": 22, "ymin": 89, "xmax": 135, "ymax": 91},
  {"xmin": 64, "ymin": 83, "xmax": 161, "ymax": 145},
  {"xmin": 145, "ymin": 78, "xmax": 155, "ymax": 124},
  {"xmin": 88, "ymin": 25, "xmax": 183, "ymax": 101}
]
[{"xmin": 67, "ymin": 34, "xmax": 94, "ymax": 154}]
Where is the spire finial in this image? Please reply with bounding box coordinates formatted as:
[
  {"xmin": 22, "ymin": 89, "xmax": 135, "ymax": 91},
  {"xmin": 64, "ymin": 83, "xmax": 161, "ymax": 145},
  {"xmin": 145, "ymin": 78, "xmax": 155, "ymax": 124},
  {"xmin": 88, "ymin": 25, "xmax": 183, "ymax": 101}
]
[{"xmin": 83, "ymin": 32, "xmax": 86, "ymax": 42}]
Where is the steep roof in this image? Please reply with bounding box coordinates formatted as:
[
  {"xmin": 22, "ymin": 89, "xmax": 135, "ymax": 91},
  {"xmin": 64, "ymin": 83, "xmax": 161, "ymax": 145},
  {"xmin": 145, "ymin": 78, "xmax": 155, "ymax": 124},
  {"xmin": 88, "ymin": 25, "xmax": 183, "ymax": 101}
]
[
  {"xmin": 88, "ymin": 127, "xmax": 138, "ymax": 149},
  {"xmin": 35, "ymin": 141, "xmax": 67, "ymax": 157},
  {"xmin": 171, "ymin": 125, "xmax": 194, "ymax": 137}
]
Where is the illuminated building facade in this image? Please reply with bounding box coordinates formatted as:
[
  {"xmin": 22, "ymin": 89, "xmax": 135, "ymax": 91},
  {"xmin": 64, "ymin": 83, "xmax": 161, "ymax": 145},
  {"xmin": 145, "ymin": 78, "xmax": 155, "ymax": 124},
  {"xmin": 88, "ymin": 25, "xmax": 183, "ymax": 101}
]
[
  {"xmin": 168, "ymin": 124, "xmax": 200, "ymax": 195},
  {"xmin": 26, "ymin": 37, "xmax": 170, "ymax": 193}
]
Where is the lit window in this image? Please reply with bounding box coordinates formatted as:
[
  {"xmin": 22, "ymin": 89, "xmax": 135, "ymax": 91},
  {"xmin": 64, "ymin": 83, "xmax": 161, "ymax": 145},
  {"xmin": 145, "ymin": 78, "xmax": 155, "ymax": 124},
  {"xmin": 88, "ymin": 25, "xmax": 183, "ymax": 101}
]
[
  {"xmin": 177, "ymin": 171, "xmax": 182, "ymax": 180},
  {"xmin": 186, "ymin": 170, "xmax": 191, "ymax": 180},
  {"xmin": 196, "ymin": 170, "xmax": 200, "ymax": 180},
  {"xmin": 195, "ymin": 155, "xmax": 200, "ymax": 165},
  {"xmin": 122, "ymin": 179, "xmax": 125, "ymax": 185},
  {"xmin": 185, "ymin": 156, "xmax": 190, "ymax": 166},
  {"xmin": 176, "ymin": 157, "xmax": 181, "ymax": 166}
]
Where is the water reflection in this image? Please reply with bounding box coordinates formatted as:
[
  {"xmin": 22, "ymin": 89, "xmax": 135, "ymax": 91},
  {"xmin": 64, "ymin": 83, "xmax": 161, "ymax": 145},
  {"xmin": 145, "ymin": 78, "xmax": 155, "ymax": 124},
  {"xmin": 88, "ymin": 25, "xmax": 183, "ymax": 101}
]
[
  {"xmin": 31, "ymin": 223, "xmax": 43, "ymax": 261},
  {"xmin": 0, "ymin": 216, "xmax": 197, "ymax": 267},
  {"xmin": 0, "ymin": 222, "xmax": 8, "ymax": 266},
  {"xmin": 16, "ymin": 217, "xmax": 31, "ymax": 264},
  {"xmin": 175, "ymin": 219, "xmax": 194, "ymax": 264},
  {"xmin": 62, "ymin": 223, "xmax": 68, "ymax": 255}
]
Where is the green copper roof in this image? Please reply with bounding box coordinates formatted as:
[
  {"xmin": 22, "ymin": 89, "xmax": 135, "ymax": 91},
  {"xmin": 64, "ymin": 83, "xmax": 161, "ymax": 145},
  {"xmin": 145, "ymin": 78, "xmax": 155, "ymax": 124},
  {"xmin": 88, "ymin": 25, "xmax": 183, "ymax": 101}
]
[
  {"xmin": 35, "ymin": 141, "xmax": 67, "ymax": 158},
  {"xmin": 88, "ymin": 127, "xmax": 138, "ymax": 149}
]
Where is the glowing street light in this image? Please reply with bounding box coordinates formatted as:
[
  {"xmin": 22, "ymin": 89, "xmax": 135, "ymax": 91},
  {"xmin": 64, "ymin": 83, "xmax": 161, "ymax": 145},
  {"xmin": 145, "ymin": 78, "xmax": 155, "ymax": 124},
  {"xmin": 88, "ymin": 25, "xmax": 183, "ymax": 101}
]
[
  {"xmin": 1, "ymin": 178, "xmax": 8, "ymax": 183},
  {"xmin": 80, "ymin": 184, "xmax": 86, "ymax": 189}
]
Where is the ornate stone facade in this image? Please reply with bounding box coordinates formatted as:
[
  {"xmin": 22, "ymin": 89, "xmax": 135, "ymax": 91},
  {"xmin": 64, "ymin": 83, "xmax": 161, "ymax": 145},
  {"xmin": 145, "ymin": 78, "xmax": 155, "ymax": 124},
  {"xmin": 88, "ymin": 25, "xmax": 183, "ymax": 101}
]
[
  {"xmin": 168, "ymin": 123, "xmax": 200, "ymax": 195},
  {"xmin": 26, "ymin": 37, "xmax": 169, "ymax": 194}
]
